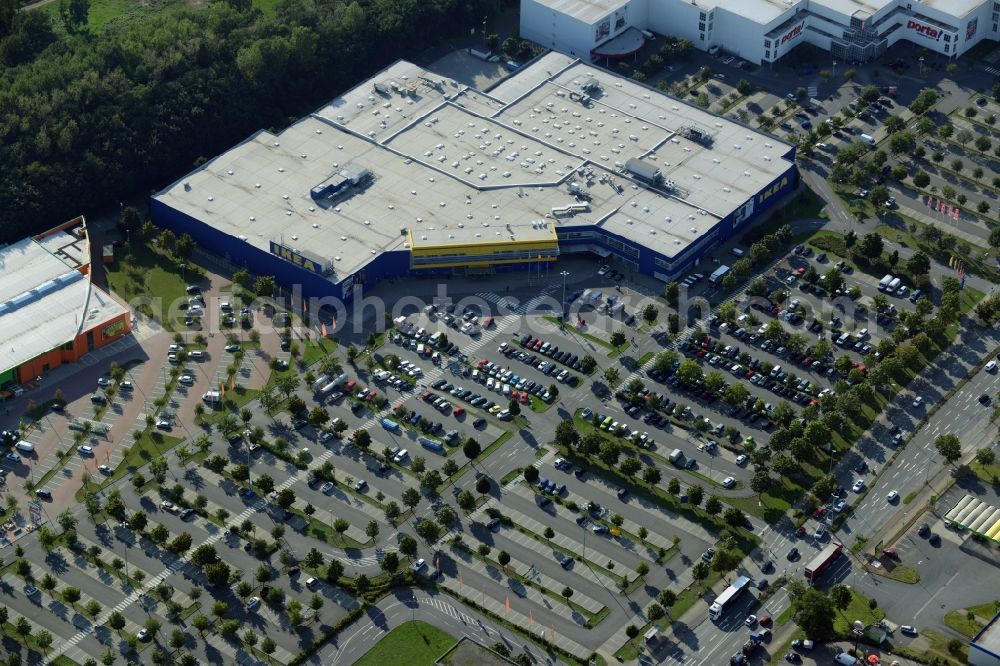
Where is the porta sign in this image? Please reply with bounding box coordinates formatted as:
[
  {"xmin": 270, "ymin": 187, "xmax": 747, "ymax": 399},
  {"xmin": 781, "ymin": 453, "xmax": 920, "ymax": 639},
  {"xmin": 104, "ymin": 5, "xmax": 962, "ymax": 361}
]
[
  {"xmin": 906, "ymin": 19, "xmax": 942, "ymax": 41},
  {"xmin": 780, "ymin": 22, "xmax": 804, "ymax": 45},
  {"xmin": 270, "ymin": 241, "xmax": 323, "ymax": 275}
]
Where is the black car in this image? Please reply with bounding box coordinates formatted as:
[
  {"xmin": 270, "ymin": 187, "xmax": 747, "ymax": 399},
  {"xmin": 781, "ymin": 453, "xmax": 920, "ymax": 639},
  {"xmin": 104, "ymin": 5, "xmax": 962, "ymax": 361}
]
[{"xmin": 787, "ymin": 547, "xmax": 800, "ymax": 561}]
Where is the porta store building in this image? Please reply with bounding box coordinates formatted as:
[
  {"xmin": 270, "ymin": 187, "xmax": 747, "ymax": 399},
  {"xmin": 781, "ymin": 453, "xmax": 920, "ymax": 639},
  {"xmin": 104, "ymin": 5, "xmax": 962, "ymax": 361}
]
[
  {"xmin": 0, "ymin": 218, "xmax": 131, "ymax": 393},
  {"xmin": 151, "ymin": 53, "xmax": 796, "ymax": 304},
  {"xmin": 521, "ymin": 0, "xmax": 999, "ymax": 66}
]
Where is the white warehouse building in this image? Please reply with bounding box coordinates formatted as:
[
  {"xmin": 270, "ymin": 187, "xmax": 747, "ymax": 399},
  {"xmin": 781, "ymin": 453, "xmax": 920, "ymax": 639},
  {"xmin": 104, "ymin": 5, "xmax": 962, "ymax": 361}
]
[{"xmin": 521, "ymin": 0, "xmax": 1000, "ymax": 65}]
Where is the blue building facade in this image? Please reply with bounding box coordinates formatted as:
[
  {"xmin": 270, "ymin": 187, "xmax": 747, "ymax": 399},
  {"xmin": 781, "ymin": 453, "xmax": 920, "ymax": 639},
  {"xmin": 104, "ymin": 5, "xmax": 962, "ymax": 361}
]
[
  {"xmin": 556, "ymin": 160, "xmax": 797, "ymax": 281},
  {"xmin": 150, "ymin": 153, "xmax": 796, "ymax": 304}
]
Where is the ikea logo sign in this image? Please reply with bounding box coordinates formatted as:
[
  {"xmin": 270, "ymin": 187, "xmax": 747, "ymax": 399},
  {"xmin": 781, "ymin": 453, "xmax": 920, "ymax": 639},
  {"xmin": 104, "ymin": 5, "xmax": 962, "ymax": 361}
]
[
  {"xmin": 270, "ymin": 241, "xmax": 322, "ymax": 274},
  {"xmin": 757, "ymin": 176, "xmax": 789, "ymax": 205}
]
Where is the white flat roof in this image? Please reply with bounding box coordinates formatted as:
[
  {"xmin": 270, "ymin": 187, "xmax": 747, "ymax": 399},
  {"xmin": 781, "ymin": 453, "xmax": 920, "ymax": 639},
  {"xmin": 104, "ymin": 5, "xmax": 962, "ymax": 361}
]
[
  {"xmin": 154, "ymin": 55, "xmax": 792, "ymax": 270},
  {"xmin": 685, "ymin": 0, "xmax": 982, "ymax": 24},
  {"xmin": 0, "ymin": 239, "xmax": 127, "ymax": 373},
  {"xmin": 529, "ymin": 0, "xmax": 627, "ymax": 24}
]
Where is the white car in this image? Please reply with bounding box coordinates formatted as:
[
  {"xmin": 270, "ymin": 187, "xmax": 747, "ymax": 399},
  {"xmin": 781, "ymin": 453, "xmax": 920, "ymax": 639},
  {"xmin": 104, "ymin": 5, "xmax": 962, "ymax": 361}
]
[
  {"xmin": 852, "ymin": 479, "xmax": 866, "ymax": 493},
  {"xmin": 745, "ymin": 614, "xmax": 757, "ymax": 627},
  {"xmin": 178, "ymin": 374, "xmax": 195, "ymax": 385},
  {"xmin": 98, "ymin": 464, "xmax": 113, "ymax": 475},
  {"xmin": 813, "ymin": 525, "xmax": 827, "ymax": 540},
  {"xmin": 986, "ymin": 360, "xmax": 998, "ymax": 373},
  {"xmin": 887, "ymin": 490, "xmax": 899, "ymax": 502},
  {"xmin": 78, "ymin": 445, "xmax": 94, "ymax": 456},
  {"xmin": 224, "ymin": 344, "xmax": 240, "ymax": 353},
  {"xmin": 246, "ymin": 596, "xmax": 261, "ymax": 612},
  {"xmin": 411, "ymin": 558, "xmax": 426, "ymax": 572},
  {"xmin": 912, "ymin": 396, "xmax": 924, "ymax": 408},
  {"xmin": 722, "ymin": 477, "xmax": 736, "ymax": 489},
  {"xmin": 97, "ymin": 377, "xmax": 112, "ymax": 387},
  {"xmin": 598, "ymin": 265, "xmax": 610, "ymax": 276},
  {"xmin": 120, "ymin": 380, "xmax": 134, "ymax": 391},
  {"xmin": 136, "ymin": 628, "xmax": 150, "ymax": 641},
  {"xmin": 735, "ymin": 454, "xmax": 748, "ymax": 466},
  {"xmin": 156, "ymin": 419, "xmax": 172, "ymax": 431}
]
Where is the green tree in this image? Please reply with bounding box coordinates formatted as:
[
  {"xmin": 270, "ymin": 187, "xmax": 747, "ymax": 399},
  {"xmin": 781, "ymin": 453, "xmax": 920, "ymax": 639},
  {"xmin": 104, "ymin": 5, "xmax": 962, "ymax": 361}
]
[
  {"xmin": 935, "ymin": 434, "xmax": 962, "ymax": 465},
  {"xmin": 792, "ymin": 587, "xmax": 837, "ymax": 641}
]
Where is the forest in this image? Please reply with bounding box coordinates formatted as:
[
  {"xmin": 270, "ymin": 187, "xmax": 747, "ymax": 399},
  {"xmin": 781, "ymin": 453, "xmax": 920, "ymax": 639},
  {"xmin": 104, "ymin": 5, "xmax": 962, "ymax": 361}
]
[{"xmin": 0, "ymin": 0, "xmax": 499, "ymax": 241}]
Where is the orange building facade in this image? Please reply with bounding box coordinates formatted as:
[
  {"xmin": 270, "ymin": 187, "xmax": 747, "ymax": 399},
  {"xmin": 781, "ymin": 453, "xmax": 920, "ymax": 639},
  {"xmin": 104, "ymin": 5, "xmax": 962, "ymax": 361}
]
[{"xmin": 14, "ymin": 311, "xmax": 132, "ymax": 383}]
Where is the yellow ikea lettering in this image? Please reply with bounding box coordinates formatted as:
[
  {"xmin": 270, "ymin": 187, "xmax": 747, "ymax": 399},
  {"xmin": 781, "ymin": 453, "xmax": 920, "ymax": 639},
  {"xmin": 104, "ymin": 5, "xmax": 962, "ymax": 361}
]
[
  {"xmin": 271, "ymin": 241, "xmax": 318, "ymax": 273},
  {"xmin": 758, "ymin": 176, "xmax": 789, "ymax": 204}
]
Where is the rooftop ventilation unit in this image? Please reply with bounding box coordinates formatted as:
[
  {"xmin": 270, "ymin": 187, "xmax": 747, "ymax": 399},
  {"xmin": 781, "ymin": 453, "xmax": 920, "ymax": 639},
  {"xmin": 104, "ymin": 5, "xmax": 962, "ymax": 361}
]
[
  {"xmin": 310, "ymin": 163, "xmax": 372, "ymax": 202},
  {"xmin": 624, "ymin": 158, "xmax": 661, "ymax": 185},
  {"xmin": 680, "ymin": 125, "xmax": 715, "ymax": 147}
]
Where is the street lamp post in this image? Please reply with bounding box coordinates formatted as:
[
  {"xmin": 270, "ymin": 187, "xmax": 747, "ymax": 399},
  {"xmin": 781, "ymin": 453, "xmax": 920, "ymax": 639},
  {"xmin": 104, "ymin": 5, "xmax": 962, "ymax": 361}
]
[
  {"xmin": 832, "ymin": 60, "xmax": 837, "ymax": 78},
  {"xmin": 560, "ymin": 271, "xmax": 570, "ymax": 319}
]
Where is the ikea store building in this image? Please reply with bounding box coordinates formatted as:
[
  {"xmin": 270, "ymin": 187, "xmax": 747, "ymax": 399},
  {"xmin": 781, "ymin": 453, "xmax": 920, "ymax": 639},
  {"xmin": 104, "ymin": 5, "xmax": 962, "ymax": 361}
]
[{"xmin": 151, "ymin": 52, "xmax": 797, "ymax": 304}]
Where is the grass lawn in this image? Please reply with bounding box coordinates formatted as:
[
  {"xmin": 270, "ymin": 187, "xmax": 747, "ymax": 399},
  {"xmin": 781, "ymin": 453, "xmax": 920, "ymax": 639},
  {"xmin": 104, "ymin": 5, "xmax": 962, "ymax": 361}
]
[
  {"xmin": 833, "ymin": 588, "xmax": 885, "ymax": 637},
  {"xmin": 875, "ymin": 218, "xmax": 1000, "ymax": 283},
  {"xmin": 354, "ymin": 621, "xmax": 457, "ymax": 666},
  {"xmin": 970, "ymin": 460, "xmax": 1000, "ymax": 485},
  {"xmin": 944, "ymin": 610, "xmax": 985, "ymax": 637},
  {"xmin": 896, "ymin": 628, "xmax": 966, "ymax": 665},
  {"xmin": 104, "ymin": 243, "xmax": 195, "ymax": 332},
  {"xmin": 218, "ymin": 386, "xmax": 261, "ymax": 413},
  {"xmin": 878, "ymin": 563, "xmax": 920, "ymax": 584},
  {"xmin": 741, "ymin": 185, "xmax": 825, "ymax": 245},
  {"xmin": 541, "ymin": 316, "xmax": 627, "ymax": 355},
  {"xmin": 77, "ymin": 430, "xmax": 183, "ymax": 499}
]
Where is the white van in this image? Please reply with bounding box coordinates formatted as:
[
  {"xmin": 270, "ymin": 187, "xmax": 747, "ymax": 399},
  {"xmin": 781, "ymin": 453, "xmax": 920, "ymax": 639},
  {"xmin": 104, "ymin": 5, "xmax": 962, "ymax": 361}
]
[
  {"xmin": 202, "ymin": 391, "xmax": 222, "ymax": 406},
  {"xmin": 860, "ymin": 133, "xmax": 876, "ymax": 146},
  {"xmin": 15, "ymin": 441, "xmax": 34, "ymax": 453},
  {"xmin": 834, "ymin": 653, "xmax": 860, "ymax": 666}
]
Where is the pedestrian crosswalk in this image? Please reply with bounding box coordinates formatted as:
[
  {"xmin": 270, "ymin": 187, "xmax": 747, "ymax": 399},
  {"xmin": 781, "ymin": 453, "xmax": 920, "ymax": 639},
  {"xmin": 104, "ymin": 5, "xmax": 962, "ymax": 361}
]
[
  {"xmin": 985, "ymin": 66, "xmax": 1000, "ymax": 77},
  {"xmin": 475, "ymin": 286, "xmax": 559, "ymax": 315}
]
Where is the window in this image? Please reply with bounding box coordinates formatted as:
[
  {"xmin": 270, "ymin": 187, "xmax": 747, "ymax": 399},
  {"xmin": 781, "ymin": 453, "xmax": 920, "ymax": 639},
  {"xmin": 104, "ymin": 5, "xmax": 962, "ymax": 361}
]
[
  {"xmin": 699, "ymin": 11, "xmax": 706, "ymax": 19},
  {"xmin": 708, "ymin": 21, "xmax": 713, "ymax": 31},
  {"xmin": 698, "ymin": 22, "xmax": 705, "ymax": 31},
  {"xmin": 944, "ymin": 44, "xmax": 950, "ymax": 52},
  {"xmin": 700, "ymin": 33, "xmax": 705, "ymax": 41},
  {"xmin": 765, "ymin": 50, "xmax": 771, "ymax": 58},
  {"xmin": 943, "ymin": 34, "xmax": 950, "ymax": 42},
  {"xmin": 764, "ymin": 39, "xmax": 771, "ymax": 48}
]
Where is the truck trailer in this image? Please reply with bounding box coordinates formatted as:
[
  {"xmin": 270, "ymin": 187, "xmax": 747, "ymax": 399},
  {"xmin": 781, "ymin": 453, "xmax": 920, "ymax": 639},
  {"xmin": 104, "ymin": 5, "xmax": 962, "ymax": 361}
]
[
  {"xmin": 804, "ymin": 541, "xmax": 843, "ymax": 583},
  {"xmin": 709, "ymin": 575, "xmax": 751, "ymax": 620}
]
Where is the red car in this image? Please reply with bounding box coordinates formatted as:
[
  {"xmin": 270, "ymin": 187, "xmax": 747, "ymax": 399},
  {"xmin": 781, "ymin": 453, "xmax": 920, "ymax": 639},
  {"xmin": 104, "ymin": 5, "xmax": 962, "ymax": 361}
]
[
  {"xmin": 759, "ymin": 615, "xmax": 772, "ymax": 627},
  {"xmin": 812, "ymin": 507, "xmax": 826, "ymax": 519},
  {"xmin": 422, "ymin": 391, "xmax": 434, "ymax": 402},
  {"xmin": 453, "ymin": 407, "xmax": 465, "ymax": 418},
  {"xmin": 802, "ymin": 357, "xmax": 813, "ymax": 366},
  {"xmin": 519, "ymin": 392, "xmax": 529, "ymax": 404},
  {"xmin": 794, "ymin": 267, "xmax": 806, "ymax": 277}
]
